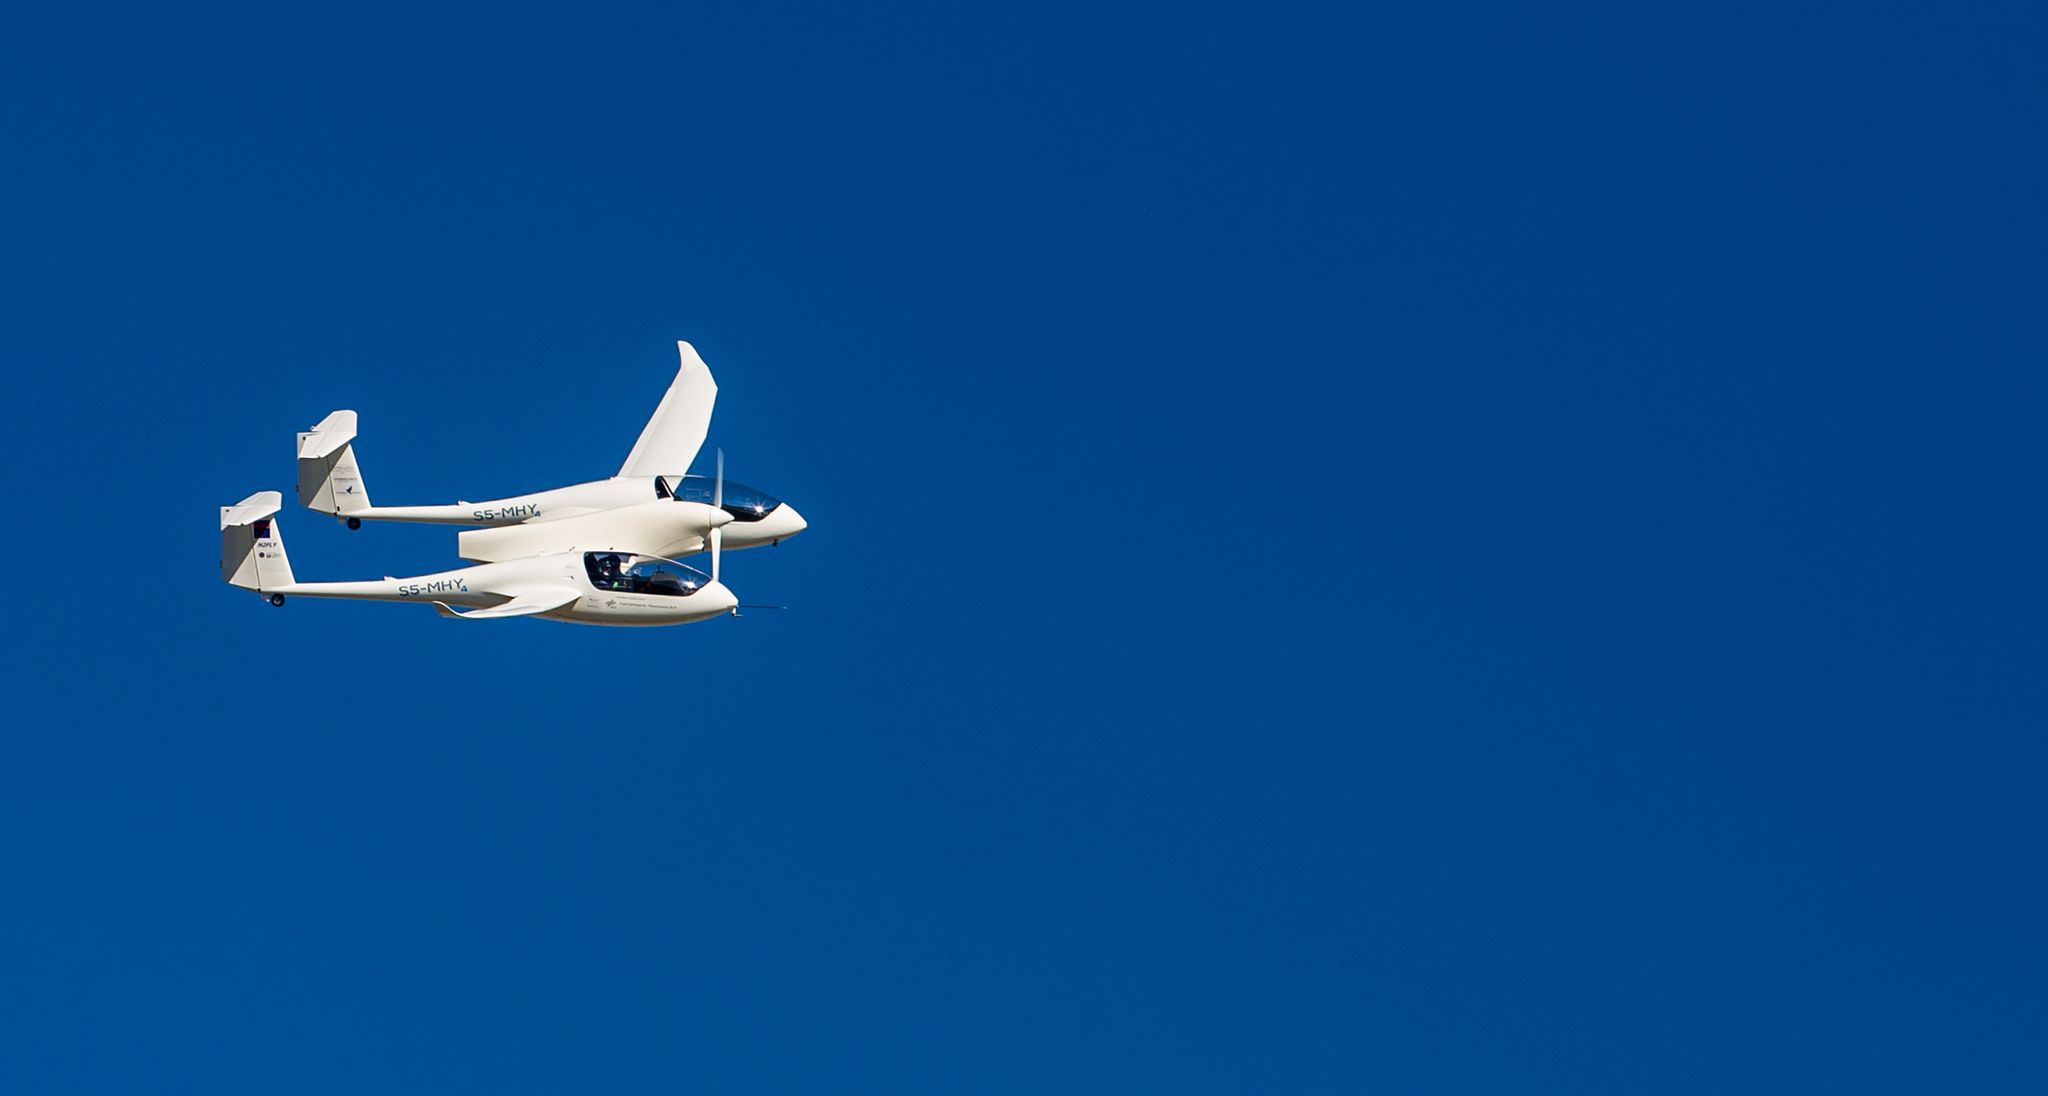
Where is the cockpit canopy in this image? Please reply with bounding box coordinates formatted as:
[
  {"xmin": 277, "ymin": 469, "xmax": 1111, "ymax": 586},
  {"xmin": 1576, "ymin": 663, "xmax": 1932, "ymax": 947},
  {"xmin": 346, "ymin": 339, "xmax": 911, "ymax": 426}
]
[
  {"xmin": 658, "ymin": 474, "xmax": 783, "ymax": 523},
  {"xmin": 583, "ymin": 552, "xmax": 712, "ymax": 597}
]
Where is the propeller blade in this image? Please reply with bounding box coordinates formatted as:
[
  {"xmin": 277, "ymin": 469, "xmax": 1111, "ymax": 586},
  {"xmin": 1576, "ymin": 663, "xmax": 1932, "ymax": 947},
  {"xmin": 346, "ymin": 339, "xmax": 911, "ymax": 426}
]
[{"xmin": 711, "ymin": 447, "xmax": 725, "ymax": 584}]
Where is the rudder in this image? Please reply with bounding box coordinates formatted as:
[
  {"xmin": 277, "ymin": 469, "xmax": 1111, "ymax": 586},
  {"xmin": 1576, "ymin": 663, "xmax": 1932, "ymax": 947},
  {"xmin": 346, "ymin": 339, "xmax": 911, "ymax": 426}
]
[
  {"xmin": 298, "ymin": 410, "xmax": 372, "ymax": 515},
  {"xmin": 220, "ymin": 491, "xmax": 296, "ymax": 591}
]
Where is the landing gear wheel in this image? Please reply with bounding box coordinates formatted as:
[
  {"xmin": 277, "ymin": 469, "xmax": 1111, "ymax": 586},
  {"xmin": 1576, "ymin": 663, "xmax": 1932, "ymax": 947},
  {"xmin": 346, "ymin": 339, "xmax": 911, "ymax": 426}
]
[
  {"xmin": 269, "ymin": 593, "xmax": 286, "ymax": 607},
  {"xmin": 346, "ymin": 517, "xmax": 361, "ymax": 530}
]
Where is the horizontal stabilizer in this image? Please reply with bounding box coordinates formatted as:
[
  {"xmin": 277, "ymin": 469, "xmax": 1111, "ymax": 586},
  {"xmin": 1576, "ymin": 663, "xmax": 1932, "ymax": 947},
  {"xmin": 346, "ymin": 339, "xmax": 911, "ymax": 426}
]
[
  {"xmin": 298, "ymin": 410, "xmax": 358, "ymax": 461},
  {"xmin": 433, "ymin": 588, "xmax": 579, "ymax": 620},
  {"xmin": 221, "ymin": 491, "xmax": 283, "ymax": 529}
]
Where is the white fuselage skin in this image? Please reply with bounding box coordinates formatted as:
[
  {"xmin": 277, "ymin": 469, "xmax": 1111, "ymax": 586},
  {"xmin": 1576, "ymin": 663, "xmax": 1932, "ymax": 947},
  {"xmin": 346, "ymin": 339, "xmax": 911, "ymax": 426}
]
[
  {"xmin": 267, "ymin": 553, "xmax": 739, "ymax": 627},
  {"xmin": 346, "ymin": 476, "xmax": 808, "ymax": 550},
  {"xmin": 455, "ymin": 499, "xmax": 729, "ymax": 564}
]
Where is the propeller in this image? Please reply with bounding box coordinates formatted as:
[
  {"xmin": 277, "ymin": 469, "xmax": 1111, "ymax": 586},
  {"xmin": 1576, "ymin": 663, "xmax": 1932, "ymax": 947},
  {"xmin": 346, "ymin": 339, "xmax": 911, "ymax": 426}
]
[
  {"xmin": 710, "ymin": 447, "xmax": 723, "ymax": 584},
  {"xmin": 707, "ymin": 448, "xmax": 787, "ymax": 618}
]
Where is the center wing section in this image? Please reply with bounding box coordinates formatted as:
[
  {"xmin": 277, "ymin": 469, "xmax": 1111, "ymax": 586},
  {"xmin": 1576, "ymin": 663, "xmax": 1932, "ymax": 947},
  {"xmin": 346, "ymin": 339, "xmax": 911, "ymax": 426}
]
[
  {"xmin": 434, "ymin": 587, "xmax": 580, "ymax": 620},
  {"xmin": 617, "ymin": 341, "xmax": 718, "ymax": 478}
]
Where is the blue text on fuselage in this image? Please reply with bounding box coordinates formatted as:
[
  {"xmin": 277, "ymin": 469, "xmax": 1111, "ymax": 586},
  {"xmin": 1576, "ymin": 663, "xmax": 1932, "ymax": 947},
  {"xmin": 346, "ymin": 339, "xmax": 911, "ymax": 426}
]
[{"xmin": 473, "ymin": 503, "xmax": 541, "ymax": 521}]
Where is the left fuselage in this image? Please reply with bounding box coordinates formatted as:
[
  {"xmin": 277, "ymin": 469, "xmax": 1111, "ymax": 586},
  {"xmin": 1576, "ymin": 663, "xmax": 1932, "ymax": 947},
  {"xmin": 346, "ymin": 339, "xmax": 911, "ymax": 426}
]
[
  {"xmin": 341, "ymin": 477, "xmax": 655, "ymax": 526},
  {"xmin": 345, "ymin": 476, "xmax": 807, "ymax": 553}
]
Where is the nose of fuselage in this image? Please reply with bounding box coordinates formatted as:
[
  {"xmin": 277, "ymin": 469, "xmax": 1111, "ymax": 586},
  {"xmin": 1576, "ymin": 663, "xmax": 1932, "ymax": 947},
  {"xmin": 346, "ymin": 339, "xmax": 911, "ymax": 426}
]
[
  {"xmin": 694, "ymin": 580, "xmax": 739, "ymax": 619},
  {"xmin": 760, "ymin": 502, "xmax": 807, "ymax": 544}
]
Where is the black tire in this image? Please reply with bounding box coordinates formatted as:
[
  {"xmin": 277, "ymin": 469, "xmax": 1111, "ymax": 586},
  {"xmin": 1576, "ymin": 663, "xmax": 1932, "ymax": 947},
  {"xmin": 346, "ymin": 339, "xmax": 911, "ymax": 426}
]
[
  {"xmin": 346, "ymin": 517, "xmax": 361, "ymax": 530},
  {"xmin": 269, "ymin": 593, "xmax": 286, "ymax": 607}
]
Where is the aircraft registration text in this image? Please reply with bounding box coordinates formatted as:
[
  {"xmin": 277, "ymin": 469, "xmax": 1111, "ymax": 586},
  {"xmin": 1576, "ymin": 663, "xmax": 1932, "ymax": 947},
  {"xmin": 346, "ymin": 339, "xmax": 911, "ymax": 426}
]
[
  {"xmin": 472, "ymin": 504, "xmax": 541, "ymax": 521},
  {"xmin": 398, "ymin": 578, "xmax": 470, "ymax": 596}
]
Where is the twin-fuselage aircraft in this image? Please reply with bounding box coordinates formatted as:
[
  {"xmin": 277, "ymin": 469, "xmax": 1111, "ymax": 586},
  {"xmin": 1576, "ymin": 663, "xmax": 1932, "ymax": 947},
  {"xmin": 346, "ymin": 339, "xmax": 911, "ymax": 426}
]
[{"xmin": 220, "ymin": 341, "xmax": 803, "ymax": 627}]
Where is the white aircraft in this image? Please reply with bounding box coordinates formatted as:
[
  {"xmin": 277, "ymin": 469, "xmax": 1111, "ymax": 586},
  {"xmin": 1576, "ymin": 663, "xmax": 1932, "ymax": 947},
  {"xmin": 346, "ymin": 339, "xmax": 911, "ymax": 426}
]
[
  {"xmin": 295, "ymin": 341, "xmax": 807, "ymax": 563},
  {"xmin": 220, "ymin": 477, "xmax": 750, "ymax": 626}
]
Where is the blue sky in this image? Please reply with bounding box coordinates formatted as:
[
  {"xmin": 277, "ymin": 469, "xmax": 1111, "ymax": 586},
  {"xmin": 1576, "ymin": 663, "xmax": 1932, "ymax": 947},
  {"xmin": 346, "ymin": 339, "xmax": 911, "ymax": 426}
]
[{"xmin": 2, "ymin": 2, "xmax": 2044, "ymax": 1091}]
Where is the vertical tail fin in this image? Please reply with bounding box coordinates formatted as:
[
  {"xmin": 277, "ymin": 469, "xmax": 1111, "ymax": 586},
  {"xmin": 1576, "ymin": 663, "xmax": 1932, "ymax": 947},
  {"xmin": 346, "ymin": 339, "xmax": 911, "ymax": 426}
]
[
  {"xmin": 220, "ymin": 491, "xmax": 296, "ymax": 591},
  {"xmin": 297, "ymin": 410, "xmax": 372, "ymax": 515}
]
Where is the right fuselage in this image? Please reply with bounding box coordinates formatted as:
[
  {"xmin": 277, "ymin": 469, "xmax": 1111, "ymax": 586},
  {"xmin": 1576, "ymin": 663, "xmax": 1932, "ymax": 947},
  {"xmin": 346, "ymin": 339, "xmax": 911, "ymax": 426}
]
[{"xmin": 273, "ymin": 550, "xmax": 739, "ymax": 627}]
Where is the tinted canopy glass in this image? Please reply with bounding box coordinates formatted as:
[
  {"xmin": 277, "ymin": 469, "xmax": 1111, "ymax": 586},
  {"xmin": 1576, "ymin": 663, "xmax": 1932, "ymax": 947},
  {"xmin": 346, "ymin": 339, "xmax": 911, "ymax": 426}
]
[
  {"xmin": 583, "ymin": 553, "xmax": 710, "ymax": 597},
  {"xmin": 667, "ymin": 475, "xmax": 783, "ymax": 522}
]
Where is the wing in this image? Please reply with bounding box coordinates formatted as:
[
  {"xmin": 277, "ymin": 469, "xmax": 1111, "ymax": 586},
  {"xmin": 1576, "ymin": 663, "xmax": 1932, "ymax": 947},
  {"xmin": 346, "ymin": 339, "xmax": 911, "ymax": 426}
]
[
  {"xmin": 617, "ymin": 341, "xmax": 718, "ymax": 478},
  {"xmin": 433, "ymin": 587, "xmax": 580, "ymax": 621}
]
